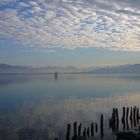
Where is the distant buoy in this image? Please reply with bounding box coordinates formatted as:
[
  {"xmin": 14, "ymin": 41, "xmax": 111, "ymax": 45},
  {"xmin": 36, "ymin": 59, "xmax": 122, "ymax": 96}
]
[{"xmin": 54, "ymin": 72, "xmax": 58, "ymax": 80}]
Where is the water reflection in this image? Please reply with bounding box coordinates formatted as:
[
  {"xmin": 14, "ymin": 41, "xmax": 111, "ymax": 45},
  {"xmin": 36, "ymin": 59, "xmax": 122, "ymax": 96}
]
[
  {"xmin": 0, "ymin": 74, "xmax": 140, "ymax": 140},
  {"xmin": 0, "ymin": 94, "xmax": 140, "ymax": 140}
]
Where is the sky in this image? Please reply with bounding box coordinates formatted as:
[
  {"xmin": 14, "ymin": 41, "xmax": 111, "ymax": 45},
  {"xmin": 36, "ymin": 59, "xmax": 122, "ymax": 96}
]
[{"xmin": 0, "ymin": 0, "xmax": 140, "ymax": 67}]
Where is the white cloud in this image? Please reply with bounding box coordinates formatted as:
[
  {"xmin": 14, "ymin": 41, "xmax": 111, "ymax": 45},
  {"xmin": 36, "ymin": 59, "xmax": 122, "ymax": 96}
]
[
  {"xmin": 0, "ymin": 0, "xmax": 16, "ymax": 5},
  {"xmin": 18, "ymin": 2, "xmax": 30, "ymax": 7},
  {"xmin": 0, "ymin": 0, "xmax": 140, "ymax": 51}
]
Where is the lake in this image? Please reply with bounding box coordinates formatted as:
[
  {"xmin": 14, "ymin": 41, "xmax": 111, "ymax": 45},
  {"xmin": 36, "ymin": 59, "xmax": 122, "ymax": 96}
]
[{"xmin": 0, "ymin": 74, "xmax": 140, "ymax": 140}]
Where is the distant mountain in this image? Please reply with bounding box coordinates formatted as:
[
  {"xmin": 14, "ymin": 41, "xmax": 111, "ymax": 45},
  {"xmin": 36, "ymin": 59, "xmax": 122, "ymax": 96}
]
[
  {"xmin": 0, "ymin": 64, "xmax": 28, "ymax": 69},
  {"xmin": 87, "ymin": 64, "xmax": 140, "ymax": 74},
  {"xmin": 0, "ymin": 64, "xmax": 78, "ymax": 74},
  {"xmin": 0, "ymin": 64, "xmax": 140, "ymax": 74},
  {"xmin": 0, "ymin": 64, "xmax": 31, "ymax": 74}
]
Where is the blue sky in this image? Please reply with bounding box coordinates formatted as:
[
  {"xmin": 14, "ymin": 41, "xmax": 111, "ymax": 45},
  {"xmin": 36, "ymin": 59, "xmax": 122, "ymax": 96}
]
[{"xmin": 0, "ymin": 0, "xmax": 140, "ymax": 67}]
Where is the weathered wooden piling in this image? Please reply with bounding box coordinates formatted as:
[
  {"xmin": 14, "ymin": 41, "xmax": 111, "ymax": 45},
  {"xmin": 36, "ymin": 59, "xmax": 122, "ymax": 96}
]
[
  {"xmin": 95, "ymin": 123, "xmax": 98, "ymax": 133},
  {"xmin": 115, "ymin": 108, "xmax": 119, "ymax": 131},
  {"xmin": 122, "ymin": 107, "xmax": 125, "ymax": 123},
  {"xmin": 111, "ymin": 108, "xmax": 116, "ymax": 124},
  {"xmin": 126, "ymin": 119, "xmax": 129, "ymax": 131},
  {"xmin": 115, "ymin": 108, "xmax": 119, "ymax": 123},
  {"xmin": 110, "ymin": 108, "xmax": 117, "ymax": 133},
  {"xmin": 83, "ymin": 128, "xmax": 86, "ymax": 140},
  {"xmin": 100, "ymin": 114, "xmax": 104, "ymax": 138},
  {"xmin": 133, "ymin": 107, "xmax": 136, "ymax": 120},
  {"xmin": 72, "ymin": 122, "xmax": 77, "ymax": 140},
  {"xmin": 78, "ymin": 123, "xmax": 81, "ymax": 136},
  {"xmin": 73, "ymin": 122, "xmax": 77, "ymax": 137},
  {"xmin": 55, "ymin": 106, "xmax": 140, "ymax": 140},
  {"xmin": 66, "ymin": 124, "xmax": 71, "ymax": 140},
  {"xmin": 91, "ymin": 123, "xmax": 94, "ymax": 136},
  {"xmin": 129, "ymin": 107, "xmax": 133, "ymax": 128},
  {"xmin": 136, "ymin": 108, "xmax": 139, "ymax": 119},
  {"xmin": 122, "ymin": 117, "xmax": 126, "ymax": 131},
  {"xmin": 134, "ymin": 106, "xmax": 140, "ymax": 125},
  {"xmin": 126, "ymin": 107, "xmax": 129, "ymax": 121},
  {"xmin": 87, "ymin": 127, "xmax": 89, "ymax": 137},
  {"xmin": 136, "ymin": 107, "xmax": 140, "ymax": 124},
  {"xmin": 130, "ymin": 107, "xmax": 133, "ymax": 121},
  {"xmin": 133, "ymin": 107, "xmax": 136, "ymax": 127}
]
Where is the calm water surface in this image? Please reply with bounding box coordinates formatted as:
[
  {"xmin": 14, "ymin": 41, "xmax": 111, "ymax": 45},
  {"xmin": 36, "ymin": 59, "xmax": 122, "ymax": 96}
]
[{"xmin": 0, "ymin": 74, "xmax": 140, "ymax": 139}]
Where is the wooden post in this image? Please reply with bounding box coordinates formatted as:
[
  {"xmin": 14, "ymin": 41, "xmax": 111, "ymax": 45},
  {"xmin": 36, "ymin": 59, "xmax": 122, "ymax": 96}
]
[
  {"xmin": 130, "ymin": 107, "xmax": 133, "ymax": 121},
  {"xmin": 133, "ymin": 107, "xmax": 136, "ymax": 127},
  {"xmin": 115, "ymin": 108, "xmax": 119, "ymax": 131},
  {"xmin": 91, "ymin": 123, "xmax": 94, "ymax": 136},
  {"xmin": 78, "ymin": 123, "xmax": 81, "ymax": 136},
  {"xmin": 126, "ymin": 119, "xmax": 129, "ymax": 131},
  {"xmin": 87, "ymin": 127, "xmax": 89, "ymax": 137},
  {"xmin": 115, "ymin": 108, "xmax": 119, "ymax": 123},
  {"xmin": 111, "ymin": 108, "xmax": 116, "ymax": 124},
  {"xmin": 73, "ymin": 122, "xmax": 77, "ymax": 137},
  {"xmin": 95, "ymin": 123, "xmax": 98, "ymax": 133},
  {"xmin": 130, "ymin": 107, "xmax": 133, "ymax": 128},
  {"xmin": 121, "ymin": 107, "xmax": 126, "ymax": 131},
  {"xmin": 83, "ymin": 128, "xmax": 86, "ymax": 140},
  {"xmin": 72, "ymin": 122, "xmax": 77, "ymax": 140},
  {"xmin": 126, "ymin": 108, "xmax": 129, "ymax": 120},
  {"xmin": 110, "ymin": 108, "xmax": 116, "ymax": 133},
  {"xmin": 122, "ymin": 107, "xmax": 125, "ymax": 123},
  {"xmin": 66, "ymin": 124, "xmax": 71, "ymax": 140},
  {"xmin": 136, "ymin": 107, "xmax": 140, "ymax": 124}
]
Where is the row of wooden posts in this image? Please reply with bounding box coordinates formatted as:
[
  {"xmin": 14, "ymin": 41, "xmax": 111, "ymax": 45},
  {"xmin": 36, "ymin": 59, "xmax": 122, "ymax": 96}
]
[
  {"xmin": 109, "ymin": 106, "xmax": 140, "ymax": 132},
  {"xmin": 54, "ymin": 115, "xmax": 104, "ymax": 140},
  {"xmin": 54, "ymin": 106, "xmax": 140, "ymax": 140},
  {"xmin": 66, "ymin": 116, "xmax": 104, "ymax": 140}
]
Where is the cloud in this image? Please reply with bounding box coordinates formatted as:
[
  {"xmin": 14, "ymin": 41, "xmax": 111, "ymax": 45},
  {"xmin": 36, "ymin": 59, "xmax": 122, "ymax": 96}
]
[
  {"xmin": 0, "ymin": 0, "xmax": 16, "ymax": 5},
  {"xmin": 0, "ymin": 0, "xmax": 140, "ymax": 51}
]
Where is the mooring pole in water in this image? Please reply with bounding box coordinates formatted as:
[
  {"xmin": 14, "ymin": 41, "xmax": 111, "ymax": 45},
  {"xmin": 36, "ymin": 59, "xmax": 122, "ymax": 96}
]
[
  {"xmin": 110, "ymin": 108, "xmax": 116, "ymax": 132},
  {"xmin": 91, "ymin": 123, "xmax": 94, "ymax": 136},
  {"xmin": 54, "ymin": 72, "xmax": 58, "ymax": 80},
  {"xmin": 115, "ymin": 108, "xmax": 119, "ymax": 131},
  {"xmin": 83, "ymin": 127, "xmax": 87, "ymax": 140},
  {"xmin": 78, "ymin": 123, "xmax": 81, "ymax": 136},
  {"xmin": 72, "ymin": 121, "xmax": 78, "ymax": 140},
  {"xmin": 130, "ymin": 107, "xmax": 133, "ymax": 120},
  {"xmin": 122, "ymin": 107, "xmax": 126, "ymax": 124},
  {"xmin": 73, "ymin": 122, "xmax": 77, "ymax": 137},
  {"xmin": 87, "ymin": 127, "xmax": 89, "ymax": 137},
  {"xmin": 126, "ymin": 107, "xmax": 129, "ymax": 121},
  {"xmin": 130, "ymin": 107, "xmax": 133, "ymax": 128},
  {"xmin": 66, "ymin": 124, "xmax": 71, "ymax": 140},
  {"xmin": 95, "ymin": 123, "xmax": 98, "ymax": 133},
  {"xmin": 136, "ymin": 107, "xmax": 140, "ymax": 124},
  {"xmin": 133, "ymin": 106, "xmax": 136, "ymax": 127}
]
